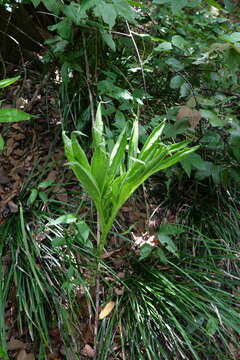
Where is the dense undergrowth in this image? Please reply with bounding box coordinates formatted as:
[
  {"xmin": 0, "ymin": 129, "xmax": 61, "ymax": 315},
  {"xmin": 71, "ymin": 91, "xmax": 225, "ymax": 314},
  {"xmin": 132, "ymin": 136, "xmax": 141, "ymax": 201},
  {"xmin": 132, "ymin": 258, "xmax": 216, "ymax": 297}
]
[{"xmin": 0, "ymin": 0, "xmax": 240, "ymax": 359}]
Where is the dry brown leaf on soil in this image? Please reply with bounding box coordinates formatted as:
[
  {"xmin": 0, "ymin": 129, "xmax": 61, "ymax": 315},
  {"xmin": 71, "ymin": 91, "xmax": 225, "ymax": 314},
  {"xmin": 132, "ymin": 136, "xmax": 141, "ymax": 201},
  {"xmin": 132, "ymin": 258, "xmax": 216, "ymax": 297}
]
[
  {"xmin": 8, "ymin": 200, "xmax": 18, "ymax": 213},
  {"xmin": 99, "ymin": 301, "xmax": 116, "ymax": 320},
  {"xmin": 114, "ymin": 287, "xmax": 125, "ymax": 295},
  {"xmin": 7, "ymin": 339, "xmax": 26, "ymax": 351},
  {"xmin": 82, "ymin": 344, "xmax": 95, "ymax": 358},
  {"xmin": 0, "ymin": 168, "xmax": 10, "ymax": 184},
  {"xmin": 53, "ymin": 185, "xmax": 68, "ymax": 202},
  {"xmin": 17, "ymin": 349, "xmax": 35, "ymax": 360}
]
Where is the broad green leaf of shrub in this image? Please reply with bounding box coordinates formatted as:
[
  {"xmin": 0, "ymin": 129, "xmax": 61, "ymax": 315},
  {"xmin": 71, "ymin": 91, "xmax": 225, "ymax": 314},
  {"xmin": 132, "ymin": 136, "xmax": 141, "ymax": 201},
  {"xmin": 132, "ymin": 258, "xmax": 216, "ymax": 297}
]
[
  {"xmin": 48, "ymin": 18, "xmax": 73, "ymax": 40},
  {"xmin": 63, "ymin": 0, "xmax": 97, "ymax": 24},
  {"xmin": 222, "ymin": 32, "xmax": 240, "ymax": 43},
  {"xmin": 195, "ymin": 161, "xmax": 213, "ymax": 180},
  {"xmin": 100, "ymin": 31, "xmax": 116, "ymax": 51},
  {"xmin": 112, "ymin": 0, "xmax": 136, "ymax": 23},
  {"xmin": 158, "ymin": 232, "xmax": 178, "ymax": 256},
  {"xmin": 170, "ymin": 75, "xmax": 184, "ymax": 89},
  {"xmin": 180, "ymin": 153, "xmax": 206, "ymax": 177},
  {"xmin": 94, "ymin": 2, "xmax": 117, "ymax": 29},
  {"xmin": 0, "ymin": 108, "xmax": 32, "ymax": 123},
  {"xmin": 42, "ymin": 0, "xmax": 63, "ymax": 15},
  {"xmin": 172, "ymin": 35, "xmax": 188, "ymax": 50},
  {"xmin": 166, "ymin": 58, "xmax": 184, "ymax": 71},
  {"xmin": 154, "ymin": 42, "xmax": 172, "ymax": 52},
  {"xmin": 200, "ymin": 109, "xmax": 226, "ymax": 127},
  {"xmin": 201, "ymin": 130, "xmax": 223, "ymax": 149},
  {"xmin": 139, "ymin": 244, "xmax": 154, "ymax": 261}
]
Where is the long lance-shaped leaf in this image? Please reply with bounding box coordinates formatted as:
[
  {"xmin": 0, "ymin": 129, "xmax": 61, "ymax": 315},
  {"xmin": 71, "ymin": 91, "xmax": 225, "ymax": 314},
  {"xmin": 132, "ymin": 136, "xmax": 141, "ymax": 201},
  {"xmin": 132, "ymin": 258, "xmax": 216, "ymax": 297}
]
[
  {"xmin": 91, "ymin": 103, "xmax": 109, "ymax": 191},
  {"xmin": 63, "ymin": 131, "xmax": 74, "ymax": 162},
  {"xmin": 125, "ymin": 144, "xmax": 167, "ymax": 182},
  {"xmin": 168, "ymin": 140, "xmax": 190, "ymax": 154},
  {"xmin": 91, "ymin": 148, "xmax": 109, "ymax": 192},
  {"xmin": 150, "ymin": 146, "xmax": 199, "ymax": 174},
  {"xmin": 128, "ymin": 118, "xmax": 139, "ymax": 168},
  {"xmin": 108, "ymin": 126, "xmax": 127, "ymax": 180},
  {"xmin": 116, "ymin": 146, "xmax": 198, "ymax": 212},
  {"xmin": 119, "ymin": 147, "xmax": 169, "ymax": 200},
  {"xmin": 0, "ymin": 108, "xmax": 32, "ymax": 123},
  {"xmin": 92, "ymin": 103, "xmax": 105, "ymax": 152},
  {"xmin": 138, "ymin": 142, "xmax": 160, "ymax": 162},
  {"xmin": 139, "ymin": 122, "xmax": 165, "ymax": 156},
  {"xmin": 0, "ymin": 76, "xmax": 20, "ymax": 89},
  {"xmin": 70, "ymin": 161, "xmax": 101, "ymax": 205},
  {"xmin": 71, "ymin": 132, "xmax": 91, "ymax": 171}
]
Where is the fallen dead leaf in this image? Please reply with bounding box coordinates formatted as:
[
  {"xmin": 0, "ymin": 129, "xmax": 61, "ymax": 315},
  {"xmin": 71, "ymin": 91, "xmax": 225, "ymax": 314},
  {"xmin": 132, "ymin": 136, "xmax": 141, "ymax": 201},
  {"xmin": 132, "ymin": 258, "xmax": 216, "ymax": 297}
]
[
  {"xmin": 118, "ymin": 272, "xmax": 125, "ymax": 278},
  {"xmin": 114, "ymin": 287, "xmax": 125, "ymax": 296},
  {"xmin": 53, "ymin": 185, "xmax": 68, "ymax": 202},
  {"xmin": 82, "ymin": 344, "xmax": 95, "ymax": 358},
  {"xmin": 99, "ymin": 301, "xmax": 115, "ymax": 320},
  {"xmin": 189, "ymin": 109, "xmax": 201, "ymax": 128},
  {"xmin": 0, "ymin": 168, "xmax": 10, "ymax": 184},
  {"xmin": 17, "ymin": 349, "xmax": 35, "ymax": 360},
  {"xmin": 7, "ymin": 339, "xmax": 26, "ymax": 351},
  {"xmin": 8, "ymin": 200, "xmax": 18, "ymax": 213}
]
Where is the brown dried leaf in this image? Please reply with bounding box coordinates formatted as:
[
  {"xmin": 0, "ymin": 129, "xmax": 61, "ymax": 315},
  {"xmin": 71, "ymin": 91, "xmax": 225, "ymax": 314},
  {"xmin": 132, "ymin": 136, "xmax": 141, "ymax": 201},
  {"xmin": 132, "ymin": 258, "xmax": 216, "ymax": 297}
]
[
  {"xmin": 0, "ymin": 168, "xmax": 10, "ymax": 184},
  {"xmin": 45, "ymin": 170, "xmax": 57, "ymax": 183},
  {"xmin": 177, "ymin": 106, "xmax": 192, "ymax": 121},
  {"xmin": 177, "ymin": 106, "xmax": 201, "ymax": 129},
  {"xmin": 7, "ymin": 339, "xmax": 26, "ymax": 351},
  {"xmin": 8, "ymin": 200, "xmax": 18, "ymax": 213},
  {"xmin": 53, "ymin": 186, "xmax": 68, "ymax": 202},
  {"xmin": 189, "ymin": 109, "xmax": 201, "ymax": 128},
  {"xmin": 99, "ymin": 301, "xmax": 115, "ymax": 320},
  {"xmin": 6, "ymin": 138, "xmax": 17, "ymax": 157},
  {"xmin": 17, "ymin": 350, "xmax": 35, "ymax": 360},
  {"xmin": 114, "ymin": 287, "xmax": 125, "ymax": 295},
  {"xmin": 82, "ymin": 344, "xmax": 95, "ymax": 358}
]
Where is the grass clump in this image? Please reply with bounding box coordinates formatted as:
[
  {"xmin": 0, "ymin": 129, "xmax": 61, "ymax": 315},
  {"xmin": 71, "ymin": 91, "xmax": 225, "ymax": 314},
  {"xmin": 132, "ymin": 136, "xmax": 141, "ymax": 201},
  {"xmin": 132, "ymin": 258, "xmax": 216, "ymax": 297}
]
[{"xmin": 97, "ymin": 226, "xmax": 240, "ymax": 360}]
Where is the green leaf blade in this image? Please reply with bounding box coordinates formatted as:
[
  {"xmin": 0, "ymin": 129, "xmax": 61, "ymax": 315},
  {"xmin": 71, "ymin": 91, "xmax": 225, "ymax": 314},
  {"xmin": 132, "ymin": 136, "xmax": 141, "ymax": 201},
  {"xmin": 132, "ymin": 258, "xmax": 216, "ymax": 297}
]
[
  {"xmin": 0, "ymin": 76, "xmax": 20, "ymax": 89},
  {"xmin": 0, "ymin": 108, "xmax": 32, "ymax": 123}
]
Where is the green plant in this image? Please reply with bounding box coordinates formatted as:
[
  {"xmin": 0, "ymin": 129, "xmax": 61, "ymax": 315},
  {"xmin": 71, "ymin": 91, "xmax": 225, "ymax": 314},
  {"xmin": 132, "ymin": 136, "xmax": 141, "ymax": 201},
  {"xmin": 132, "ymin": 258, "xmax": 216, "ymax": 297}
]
[
  {"xmin": 63, "ymin": 103, "xmax": 197, "ymax": 357},
  {"xmin": 0, "ymin": 76, "xmax": 33, "ymax": 150},
  {"xmin": 96, "ymin": 225, "xmax": 240, "ymax": 360},
  {"xmin": 63, "ymin": 104, "xmax": 197, "ymax": 255},
  {"xmin": 0, "ymin": 205, "xmax": 94, "ymax": 360}
]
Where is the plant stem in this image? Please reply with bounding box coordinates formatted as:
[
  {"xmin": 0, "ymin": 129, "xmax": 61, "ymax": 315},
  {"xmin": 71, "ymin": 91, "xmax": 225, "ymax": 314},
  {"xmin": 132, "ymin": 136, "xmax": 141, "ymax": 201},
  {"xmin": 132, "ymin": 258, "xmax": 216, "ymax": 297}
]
[
  {"xmin": 93, "ymin": 215, "xmax": 101, "ymax": 360},
  {"xmin": 93, "ymin": 263, "xmax": 100, "ymax": 360}
]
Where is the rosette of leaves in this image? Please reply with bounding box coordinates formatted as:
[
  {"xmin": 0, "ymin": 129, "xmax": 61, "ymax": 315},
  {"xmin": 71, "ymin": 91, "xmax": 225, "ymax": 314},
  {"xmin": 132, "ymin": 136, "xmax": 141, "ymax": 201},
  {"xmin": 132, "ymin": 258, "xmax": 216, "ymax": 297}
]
[{"xmin": 63, "ymin": 104, "xmax": 198, "ymax": 255}]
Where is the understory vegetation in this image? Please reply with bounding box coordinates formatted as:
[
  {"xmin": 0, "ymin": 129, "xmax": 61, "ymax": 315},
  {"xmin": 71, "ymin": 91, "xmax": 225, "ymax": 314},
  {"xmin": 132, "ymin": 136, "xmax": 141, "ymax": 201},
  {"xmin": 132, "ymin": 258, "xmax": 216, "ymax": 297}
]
[{"xmin": 0, "ymin": 0, "xmax": 240, "ymax": 359}]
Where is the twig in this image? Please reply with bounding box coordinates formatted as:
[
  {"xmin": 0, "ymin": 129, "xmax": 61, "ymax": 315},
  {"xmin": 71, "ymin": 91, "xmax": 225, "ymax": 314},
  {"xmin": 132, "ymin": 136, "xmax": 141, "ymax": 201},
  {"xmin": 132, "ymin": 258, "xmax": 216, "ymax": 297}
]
[
  {"xmin": 126, "ymin": 21, "xmax": 147, "ymax": 96},
  {"xmin": 82, "ymin": 32, "xmax": 95, "ymax": 125}
]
